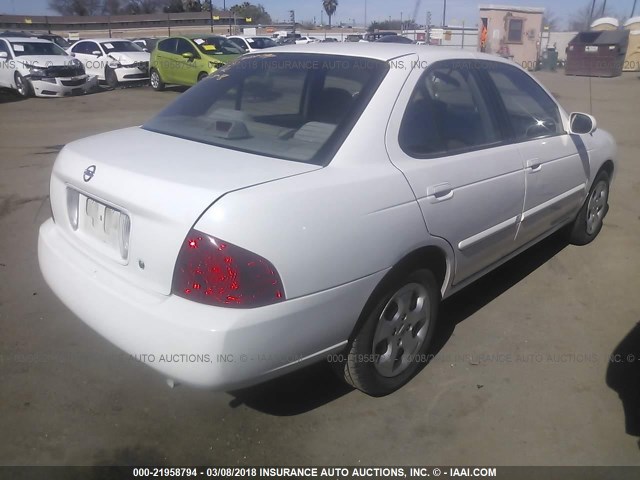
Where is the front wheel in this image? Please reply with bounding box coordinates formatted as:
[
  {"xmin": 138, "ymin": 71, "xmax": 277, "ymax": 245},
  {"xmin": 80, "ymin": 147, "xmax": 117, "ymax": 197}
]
[
  {"xmin": 340, "ymin": 269, "xmax": 439, "ymax": 396},
  {"xmin": 14, "ymin": 72, "xmax": 32, "ymax": 98},
  {"xmin": 567, "ymin": 170, "xmax": 610, "ymax": 245},
  {"xmin": 197, "ymin": 72, "xmax": 209, "ymax": 82},
  {"xmin": 150, "ymin": 68, "xmax": 165, "ymax": 91}
]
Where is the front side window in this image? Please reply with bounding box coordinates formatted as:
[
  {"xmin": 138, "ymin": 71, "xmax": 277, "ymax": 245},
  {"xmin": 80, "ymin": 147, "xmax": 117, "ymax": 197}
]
[
  {"xmin": 486, "ymin": 63, "xmax": 563, "ymax": 141},
  {"xmin": 176, "ymin": 38, "xmax": 198, "ymax": 57},
  {"xmin": 11, "ymin": 41, "xmax": 67, "ymax": 57},
  {"xmin": 0, "ymin": 40, "xmax": 11, "ymax": 57},
  {"xmin": 248, "ymin": 37, "xmax": 277, "ymax": 49},
  {"xmin": 143, "ymin": 54, "xmax": 388, "ymax": 164},
  {"xmin": 507, "ymin": 18, "xmax": 524, "ymax": 43},
  {"xmin": 399, "ymin": 61, "xmax": 502, "ymax": 157}
]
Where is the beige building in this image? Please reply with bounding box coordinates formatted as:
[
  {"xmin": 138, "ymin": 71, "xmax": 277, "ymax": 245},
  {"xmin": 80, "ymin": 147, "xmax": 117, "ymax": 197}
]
[
  {"xmin": 479, "ymin": 4, "xmax": 544, "ymax": 70},
  {"xmin": 623, "ymin": 17, "xmax": 640, "ymax": 72}
]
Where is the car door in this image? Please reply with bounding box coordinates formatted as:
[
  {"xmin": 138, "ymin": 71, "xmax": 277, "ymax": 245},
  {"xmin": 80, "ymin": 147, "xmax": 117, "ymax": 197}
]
[
  {"xmin": 154, "ymin": 37, "xmax": 178, "ymax": 84},
  {"xmin": 483, "ymin": 62, "xmax": 588, "ymax": 246},
  {"xmin": 175, "ymin": 38, "xmax": 201, "ymax": 85},
  {"xmin": 72, "ymin": 41, "xmax": 104, "ymax": 79},
  {"xmin": 386, "ymin": 59, "xmax": 526, "ymax": 284},
  {"xmin": 0, "ymin": 39, "xmax": 13, "ymax": 87}
]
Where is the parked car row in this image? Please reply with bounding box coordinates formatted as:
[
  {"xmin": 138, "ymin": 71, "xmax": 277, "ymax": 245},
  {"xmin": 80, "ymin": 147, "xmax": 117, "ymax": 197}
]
[{"xmin": 0, "ymin": 31, "xmax": 416, "ymax": 98}]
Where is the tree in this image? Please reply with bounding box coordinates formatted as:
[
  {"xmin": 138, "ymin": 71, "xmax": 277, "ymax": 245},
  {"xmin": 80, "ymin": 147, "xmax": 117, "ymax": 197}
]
[
  {"xmin": 542, "ymin": 10, "xmax": 559, "ymax": 31},
  {"xmin": 322, "ymin": 0, "xmax": 338, "ymax": 29},
  {"xmin": 48, "ymin": 0, "xmax": 102, "ymax": 15},
  {"xmin": 102, "ymin": 0, "xmax": 122, "ymax": 14},
  {"xmin": 568, "ymin": 1, "xmax": 612, "ymax": 31},
  {"xmin": 123, "ymin": 0, "xmax": 164, "ymax": 14},
  {"xmin": 229, "ymin": 3, "xmax": 272, "ymax": 24}
]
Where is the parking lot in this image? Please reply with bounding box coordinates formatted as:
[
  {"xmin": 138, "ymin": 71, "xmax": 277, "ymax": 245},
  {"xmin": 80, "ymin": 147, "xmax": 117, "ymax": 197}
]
[{"xmin": 1, "ymin": 71, "xmax": 639, "ymax": 466}]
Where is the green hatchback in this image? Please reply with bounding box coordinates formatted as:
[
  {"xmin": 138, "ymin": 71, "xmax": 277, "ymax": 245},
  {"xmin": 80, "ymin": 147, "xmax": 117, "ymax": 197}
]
[{"xmin": 150, "ymin": 35, "xmax": 243, "ymax": 90}]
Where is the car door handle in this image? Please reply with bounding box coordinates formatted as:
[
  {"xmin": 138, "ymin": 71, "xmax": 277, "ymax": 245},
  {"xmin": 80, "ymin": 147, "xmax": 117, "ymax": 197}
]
[
  {"xmin": 427, "ymin": 183, "xmax": 454, "ymax": 202},
  {"xmin": 526, "ymin": 159, "xmax": 542, "ymax": 173}
]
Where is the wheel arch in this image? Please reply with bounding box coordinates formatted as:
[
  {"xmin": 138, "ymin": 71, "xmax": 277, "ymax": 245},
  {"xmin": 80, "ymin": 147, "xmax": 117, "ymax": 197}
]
[{"xmin": 347, "ymin": 244, "xmax": 452, "ymax": 344}]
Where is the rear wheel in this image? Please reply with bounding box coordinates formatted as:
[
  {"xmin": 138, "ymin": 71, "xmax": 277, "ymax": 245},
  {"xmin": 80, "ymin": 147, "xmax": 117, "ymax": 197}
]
[
  {"xmin": 105, "ymin": 67, "xmax": 119, "ymax": 89},
  {"xmin": 150, "ymin": 68, "xmax": 165, "ymax": 91},
  {"xmin": 14, "ymin": 72, "xmax": 32, "ymax": 98},
  {"xmin": 567, "ymin": 170, "xmax": 610, "ymax": 245},
  {"xmin": 340, "ymin": 269, "xmax": 439, "ymax": 396}
]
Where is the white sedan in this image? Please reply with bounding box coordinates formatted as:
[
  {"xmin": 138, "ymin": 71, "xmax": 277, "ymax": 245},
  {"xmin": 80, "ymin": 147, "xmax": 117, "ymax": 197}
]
[
  {"xmin": 67, "ymin": 38, "xmax": 150, "ymax": 87},
  {"xmin": 0, "ymin": 37, "xmax": 97, "ymax": 97},
  {"xmin": 38, "ymin": 44, "xmax": 616, "ymax": 396},
  {"xmin": 227, "ymin": 35, "xmax": 278, "ymax": 53}
]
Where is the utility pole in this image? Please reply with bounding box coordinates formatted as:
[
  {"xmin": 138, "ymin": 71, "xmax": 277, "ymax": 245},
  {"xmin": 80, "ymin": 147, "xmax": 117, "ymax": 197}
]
[
  {"xmin": 364, "ymin": 0, "xmax": 367, "ymax": 30},
  {"xmin": 601, "ymin": 0, "xmax": 607, "ymax": 16},
  {"xmin": 290, "ymin": 10, "xmax": 296, "ymax": 34},
  {"xmin": 209, "ymin": 0, "xmax": 214, "ymax": 33},
  {"xmin": 632, "ymin": 0, "xmax": 638, "ymax": 17},
  {"xmin": 442, "ymin": 0, "xmax": 447, "ymax": 27},
  {"xmin": 400, "ymin": 11, "xmax": 403, "ymax": 33},
  {"xmin": 587, "ymin": 0, "xmax": 597, "ymax": 29}
]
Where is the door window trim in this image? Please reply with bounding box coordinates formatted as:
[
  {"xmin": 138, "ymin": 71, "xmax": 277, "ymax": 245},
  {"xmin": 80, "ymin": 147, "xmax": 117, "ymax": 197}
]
[
  {"xmin": 478, "ymin": 60, "xmax": 567, "ymax": 144},
  {"xmin": 398, "ymin": 59, "xmax": 511, "ymax": 160}
]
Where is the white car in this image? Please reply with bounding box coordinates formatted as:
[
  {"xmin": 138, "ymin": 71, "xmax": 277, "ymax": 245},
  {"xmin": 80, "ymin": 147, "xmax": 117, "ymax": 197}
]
[
  {"xmin": 38, "ymin": 44, "xmax": 616, "ymax": 396},
  {"xmin": 227, "ymin": 35, "xmax": 277, "ymax": 53},
  {"xmin": 0, "ymin": 37, "xmax": 97, "ymax": 97},
  {"xmin": 295, "ymin": 36, "xmax": 320, "ymax": 44},
  {"xmin": 67, "ymin": 38, "xmax": 150, "ymax": 87}
]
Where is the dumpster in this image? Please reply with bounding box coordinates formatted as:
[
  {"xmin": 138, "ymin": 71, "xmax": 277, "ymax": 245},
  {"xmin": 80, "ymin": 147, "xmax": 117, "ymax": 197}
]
[
  {"xmin": 540, "ymin": 48, "xmax": 559, "ymax": 71},
  {"xmin": 565, "ymin": 30, "xmax": 630, "ymax": 77}
]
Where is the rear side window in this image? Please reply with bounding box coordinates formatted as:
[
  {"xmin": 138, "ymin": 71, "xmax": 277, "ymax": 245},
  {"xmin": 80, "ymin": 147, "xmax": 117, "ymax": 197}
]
[
  {"xmin": 399, "ymin": 61, "xmax": 502, "ymax": 157},
  {"xmin": 486, "ymin": 63, "xmax": 564, "ymax": 140},
  {"xmin": 158, "ymin": 38, "xmax": 178, "ymax": 54},
  {"xmin": 143, "ymin": 54, "xmax": 389, "ymax": 164}
]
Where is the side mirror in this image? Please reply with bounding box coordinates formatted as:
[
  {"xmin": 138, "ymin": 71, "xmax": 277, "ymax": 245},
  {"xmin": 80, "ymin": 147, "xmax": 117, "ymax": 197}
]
[
  {"xmin": 569, "ymin": 112, "xmax": 597, "ymax": 135},
  {"xmin": 0, "ymin": 52, "xmax": 7, "ymax": 59},
  {"xmin": 92, "ymin": 50, "xmax": 102, "ymax": 56},
  {"xmin": 143, "ymin": 48, "xmax": 149, "ymax": 52},
  {"xmin": 182, "ymin": 52, "xmax": 194, "ymax": 60}
]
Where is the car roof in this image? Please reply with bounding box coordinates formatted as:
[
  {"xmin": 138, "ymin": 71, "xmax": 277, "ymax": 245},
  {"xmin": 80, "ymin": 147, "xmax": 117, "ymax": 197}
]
[
  {"xmin": 183, "ymin": 34, "xmax": 226, "ymax": 39},
  {"xmin": 247, "ymin": 43, "xmax": 513, "ymax": 64},
  {"xmin": 1, "ymin": 36, "xmax": 52, "ymax": 43},
  {"xmin": 76, "ymin": 38, "xmax": 134, "ymax": 43}
]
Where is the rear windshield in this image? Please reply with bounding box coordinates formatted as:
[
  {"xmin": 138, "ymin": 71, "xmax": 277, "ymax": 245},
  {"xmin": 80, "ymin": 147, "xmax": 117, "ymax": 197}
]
[
  {"xmin": 143, "ymin": 54, "xmax": 388, "ymax": 164},
  {"xmin": 101, "ymin": 41, "xmax": 143, "ymax": 53},
  {"xmin": 11, "ymin": 41, "xmax": 67, "ymax": 56},
  {"xmin": 192, "ymin": 37, "xmax": 244, "ymax": 55}
]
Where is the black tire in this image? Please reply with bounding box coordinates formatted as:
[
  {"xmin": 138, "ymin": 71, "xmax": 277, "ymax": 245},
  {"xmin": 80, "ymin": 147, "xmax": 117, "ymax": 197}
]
[
  {"xmin": 150, "ymin": 68, "xmax": 165, "ymax": 91},
  {"xmin": 340, "ymin": 269, "xmax": 439, "ymax": 396},
  {"xmin": 105, "ymin": 67, "xmax": 119, "ymax": 89},
  {"xmin": 197, "ymin": 72, "xmax": 209, "ymax": 82},
  {"xmin": 567, "ymin": 170, "xmax": 610, "ymax": 246},
  {"xmin": 14, "ymin": 72, "xmax": 32, "ymax": 98}
]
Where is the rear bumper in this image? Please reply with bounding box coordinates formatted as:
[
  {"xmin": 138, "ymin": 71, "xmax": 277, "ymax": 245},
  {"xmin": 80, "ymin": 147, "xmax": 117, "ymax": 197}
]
[
  {"xmin": 38, "ymin": 219, "xmax": 384, "ymax": 389},
  {"xmin": 31, "ymin": 75, "xmax": 98, "ymax": 97}
]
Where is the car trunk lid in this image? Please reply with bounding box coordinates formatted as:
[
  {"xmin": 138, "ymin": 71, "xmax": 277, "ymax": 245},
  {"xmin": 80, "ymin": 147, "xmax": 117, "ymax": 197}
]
[{"xmin": 50, "ymin": 127, "xmax": 320, "ymax": 295}]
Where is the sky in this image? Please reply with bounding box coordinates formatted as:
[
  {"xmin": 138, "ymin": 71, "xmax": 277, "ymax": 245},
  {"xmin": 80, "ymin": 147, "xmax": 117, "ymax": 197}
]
[{"xmin": 0, "ymin": 0, "xmax": 638, "ymax": 27}]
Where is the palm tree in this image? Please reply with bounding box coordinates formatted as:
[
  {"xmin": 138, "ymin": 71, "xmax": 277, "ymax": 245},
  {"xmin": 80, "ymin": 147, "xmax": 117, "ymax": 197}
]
[{"xmin": 322, "ymin": 0, "xmax": 338, "ymax": 29}]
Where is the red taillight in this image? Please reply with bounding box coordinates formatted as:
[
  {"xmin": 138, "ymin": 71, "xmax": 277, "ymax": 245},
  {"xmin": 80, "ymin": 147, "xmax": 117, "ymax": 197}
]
[{"xmin": 171, "ymin": 230, "xmax": 285, "ymax": 308}]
